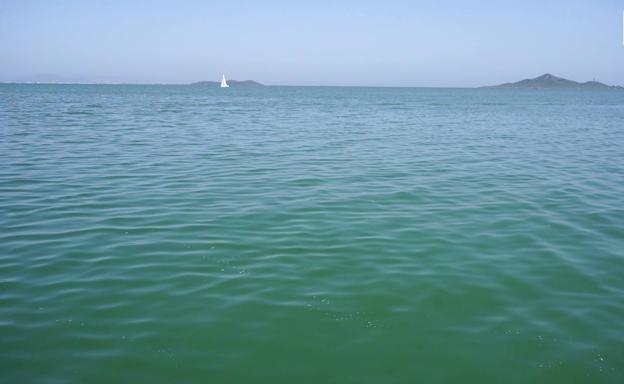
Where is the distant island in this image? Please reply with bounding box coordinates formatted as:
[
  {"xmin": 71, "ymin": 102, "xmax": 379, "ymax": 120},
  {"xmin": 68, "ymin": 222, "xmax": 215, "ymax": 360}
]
[
  {"xmin": 191, "ymin": 80, "xmax": 263, "ymax": 86},
  {"xmin": 482, "ymin": 73, "xmax": 622, "ymax": 89}
]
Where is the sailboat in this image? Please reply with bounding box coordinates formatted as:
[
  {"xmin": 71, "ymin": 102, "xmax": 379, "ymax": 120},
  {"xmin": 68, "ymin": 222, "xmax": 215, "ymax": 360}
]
[{"xmin": 220, "ymin": 74, "xmax": 229, "ymax": 88}]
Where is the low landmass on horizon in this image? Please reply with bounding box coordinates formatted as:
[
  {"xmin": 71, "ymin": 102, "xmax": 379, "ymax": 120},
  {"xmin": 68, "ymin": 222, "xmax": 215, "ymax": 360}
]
[
  {"xmin": 191, "ymin": 80, "xmax": 263, "ymax": 86},
  {"xmin": 483, "ymin": 73, "xmax": 623, "ymax": 89},
  {"xmin": 3, "ymin": 74, "xmax": 624, "ymax": 89}
]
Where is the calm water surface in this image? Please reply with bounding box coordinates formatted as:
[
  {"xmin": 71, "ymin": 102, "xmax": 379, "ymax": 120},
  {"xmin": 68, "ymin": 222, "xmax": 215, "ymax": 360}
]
[{"xmin": 1, "ymin": 84, "xmax": 624, "ymax": 383}]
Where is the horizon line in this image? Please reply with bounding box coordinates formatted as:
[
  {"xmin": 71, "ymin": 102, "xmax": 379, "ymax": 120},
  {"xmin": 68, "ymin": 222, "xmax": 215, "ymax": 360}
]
[{"xmin": 0, "ymin": 81, "xmax": 485, "ymax": 88}]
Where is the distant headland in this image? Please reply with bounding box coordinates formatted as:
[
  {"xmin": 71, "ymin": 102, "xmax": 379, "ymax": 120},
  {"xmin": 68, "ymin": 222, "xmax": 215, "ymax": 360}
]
[
  {"xmin": 482, "ymin": 73, "xmax": 622, "ymax": 89},
  {"xmin": 191, "ymin": 80, "xmax": 263, "ymax": 86}
]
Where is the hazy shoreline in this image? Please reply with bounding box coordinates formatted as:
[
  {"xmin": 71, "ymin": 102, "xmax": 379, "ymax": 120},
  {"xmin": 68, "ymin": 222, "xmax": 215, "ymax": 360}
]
[{"xmin": 3, "ymin": 73, "xmax": 622, "ymax": 89}]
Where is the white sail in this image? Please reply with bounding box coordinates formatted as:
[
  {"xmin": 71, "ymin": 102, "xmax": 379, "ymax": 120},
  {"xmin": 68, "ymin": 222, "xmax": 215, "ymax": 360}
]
[{"xmin": 220, "ymin": 74, "xmax": 229, "ymax": 88}]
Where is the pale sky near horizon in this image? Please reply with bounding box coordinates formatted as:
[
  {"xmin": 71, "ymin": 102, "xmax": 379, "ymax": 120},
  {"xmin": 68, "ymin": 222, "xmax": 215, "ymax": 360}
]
[{"xmin": 1, "ymin": 0, "xmax": 623, "ymax": 86}]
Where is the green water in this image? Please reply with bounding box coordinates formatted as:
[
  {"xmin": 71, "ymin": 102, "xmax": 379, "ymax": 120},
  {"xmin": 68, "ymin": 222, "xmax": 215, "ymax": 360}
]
[{"xmin": 1, "ymin": 84, "xmax": 623, "ymax": 383}]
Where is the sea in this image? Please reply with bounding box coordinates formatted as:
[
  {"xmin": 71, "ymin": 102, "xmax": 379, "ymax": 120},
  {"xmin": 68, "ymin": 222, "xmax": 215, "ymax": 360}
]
[{"xmin": 1, "ymin": 84, "xmax": 623, "ymax": 383}]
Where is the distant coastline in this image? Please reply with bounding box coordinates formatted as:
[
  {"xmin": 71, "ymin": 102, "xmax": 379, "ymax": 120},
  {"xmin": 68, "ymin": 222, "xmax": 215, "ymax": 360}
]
[
  {"xmin": 482, "ymin": 73, "xmax": 623, "ymax": 90},
  {"xmin": 0, "ymin": 80, "xmax": 266, "ymax": 86},
  {"xmin": 191, "ymin": 80, "xmax": 263, "ymax": 86},
  {"xmin": 2, "ymin": 74, "xmax": 622, "ymax": 89}
]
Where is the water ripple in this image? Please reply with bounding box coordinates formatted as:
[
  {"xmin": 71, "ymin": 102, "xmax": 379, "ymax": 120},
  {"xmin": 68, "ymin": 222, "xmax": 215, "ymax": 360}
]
[{"xmin": 1, "ymin": 84, "xmax": 624, "ymax": 383}]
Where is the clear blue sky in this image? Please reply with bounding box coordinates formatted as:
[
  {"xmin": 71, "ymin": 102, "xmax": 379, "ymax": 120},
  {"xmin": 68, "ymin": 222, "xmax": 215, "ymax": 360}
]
[{"xmin": 1, "ymin": 0, "xmax": 623, "ymax": 86}]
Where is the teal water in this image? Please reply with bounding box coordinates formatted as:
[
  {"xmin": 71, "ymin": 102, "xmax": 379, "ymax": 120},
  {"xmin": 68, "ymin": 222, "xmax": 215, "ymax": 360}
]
[{"xmin": 1, "ymin": 84, "xmax": 623, "ymax": 383}]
